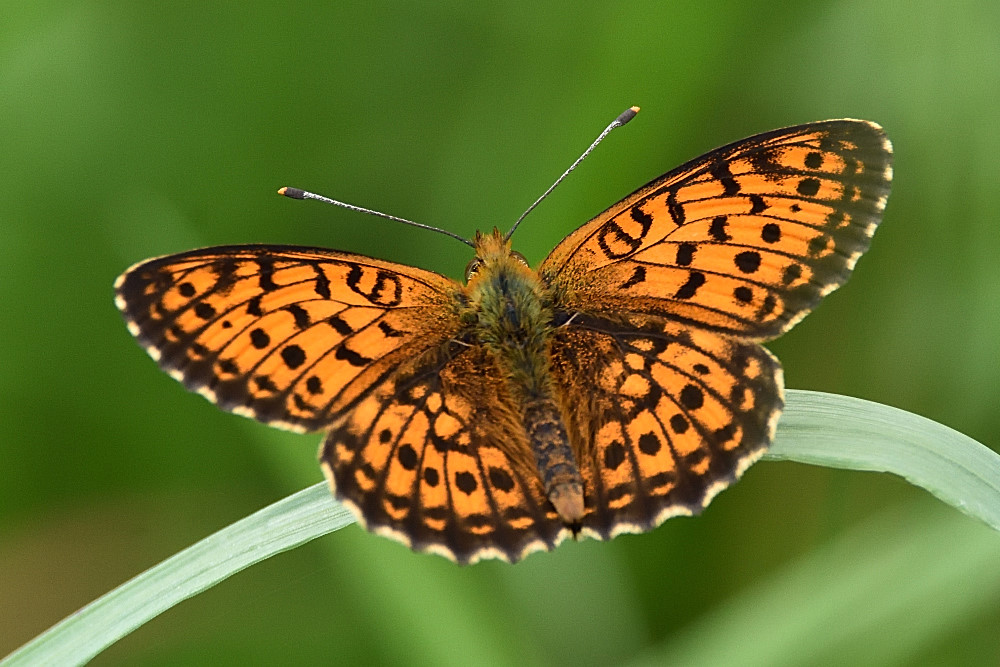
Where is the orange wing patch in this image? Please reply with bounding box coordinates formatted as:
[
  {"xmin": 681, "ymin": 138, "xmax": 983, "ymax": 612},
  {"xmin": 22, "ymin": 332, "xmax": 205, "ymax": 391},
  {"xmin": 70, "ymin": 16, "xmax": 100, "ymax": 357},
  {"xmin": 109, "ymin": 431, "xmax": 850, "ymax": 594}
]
[
  {"xmin": 548, "ymin": 314, "xmax": 783, "ymax": 539},
  {"xmin": 115, "ymin": 245, "xmax": 462, "ymax": 432},
  {"xmin": 542, "ymin": 120, "xmax": 892, "ymax": 340},
  {"xmin": 322, "ymin": 344, "xmax": 569, "ymax": 563}
]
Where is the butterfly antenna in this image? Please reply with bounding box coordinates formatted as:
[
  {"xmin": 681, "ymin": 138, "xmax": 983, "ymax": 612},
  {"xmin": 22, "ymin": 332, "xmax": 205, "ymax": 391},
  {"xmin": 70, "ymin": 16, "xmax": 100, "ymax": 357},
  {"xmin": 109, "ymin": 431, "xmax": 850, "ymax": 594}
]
[
  {"xmin": 504, "ymin": 106, "xmax": 639, "ymax": 241},
  {"xmin": 278, "ymin": 187, "xmax": 476, "ymax": 248}
]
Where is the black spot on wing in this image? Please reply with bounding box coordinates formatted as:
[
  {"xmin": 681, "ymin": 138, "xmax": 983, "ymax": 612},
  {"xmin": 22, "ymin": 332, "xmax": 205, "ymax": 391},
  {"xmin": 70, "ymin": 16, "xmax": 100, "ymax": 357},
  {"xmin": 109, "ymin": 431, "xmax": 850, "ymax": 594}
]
[
  {"xmin": 675, "ymin": 242, "xmax": 696, "ymax": 267},
  {"xmin": 709, "ymin": 216, "xmax": 731, "ymax": 242},
  {"xmin": 257, "ymin": 257, "xmax": 278, "ymax": 291},
  {"xmin": 246, "ymin": 295, "xmax": 263, "ymax": 317},
  {"xmin": 335, "ymin": 344, "xmax": 373, "ymax": 367},
  {"xmin": 250, "ymin": 328, "xmax": 270, "ymax": 349},
  {"xmin": 312, "ymin": 264, "xmax": 332, "ymax": 299},
  {"xmin": 281, "ymin": 344, "xmax": 306, "ymax": 369},
  {"xmin": 734, "ymin": 251, "xmax": 761, "ymax": 274},
  {"xmin": 675, "ymin": 272, "xmax": 706, "ymax": 299},
  {"xmin": 285, "ymin": 304, "xmax": 311, "ymax": 329},
  {"xmin": 709, "ymin": 160, "xmax": 740, "ymax": 196},
  {"xmin": 761, "ymin": 223, "xmax": 781, "ymax": 243},
  {"xmin": 620, "ymin": 266, "xmax": 646, "ymax": 289}
]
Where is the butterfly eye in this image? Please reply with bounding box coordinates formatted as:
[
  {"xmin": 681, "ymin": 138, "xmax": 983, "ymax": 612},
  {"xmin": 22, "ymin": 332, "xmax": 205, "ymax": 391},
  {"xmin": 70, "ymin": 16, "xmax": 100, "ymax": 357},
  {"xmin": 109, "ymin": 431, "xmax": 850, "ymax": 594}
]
[
  {"xmin": 511, "ymin": 251, "xmax": 529, "ymax": 266},
  {"xmin": 465, "ymin": 258, "xmax": 483, "ymax": 281}
]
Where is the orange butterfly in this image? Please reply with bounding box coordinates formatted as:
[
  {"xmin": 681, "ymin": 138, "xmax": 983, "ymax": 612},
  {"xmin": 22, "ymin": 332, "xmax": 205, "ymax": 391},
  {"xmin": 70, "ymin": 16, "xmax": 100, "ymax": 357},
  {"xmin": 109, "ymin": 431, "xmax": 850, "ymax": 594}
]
[{"xmin": 116, "ymin": 112, "xmax": 892, "ymax": 563}]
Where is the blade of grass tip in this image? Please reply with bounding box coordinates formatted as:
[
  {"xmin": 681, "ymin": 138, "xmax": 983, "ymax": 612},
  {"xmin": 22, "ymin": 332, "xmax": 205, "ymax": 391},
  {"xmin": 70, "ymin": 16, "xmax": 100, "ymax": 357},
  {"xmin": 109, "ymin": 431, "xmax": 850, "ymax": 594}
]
[
  {"xmin": 1, "ymin": 483, "xmax": 354, "ymax": 667},
  {"xmin": 766, "ymin": 389, "xmax": 1000, "ymax": 532}
]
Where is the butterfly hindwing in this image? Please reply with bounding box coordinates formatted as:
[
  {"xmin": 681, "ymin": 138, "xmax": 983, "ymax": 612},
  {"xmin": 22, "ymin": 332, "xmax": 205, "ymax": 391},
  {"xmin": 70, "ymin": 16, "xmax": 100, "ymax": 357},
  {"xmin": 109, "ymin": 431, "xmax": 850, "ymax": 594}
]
[
  {"xmin": 548, "ymin": 314, "xmax": 783, "ymax": 538},
  {"xmin": 541, "ymin": 120, "xmax": 892, "ymax": 340},
  {"xmin": 321, "ymin": 344, "xmax": 569, "ymax": 564},
  {"xmin": 115, "ymin": 245, "xmax": 462, "ymax": 432}
]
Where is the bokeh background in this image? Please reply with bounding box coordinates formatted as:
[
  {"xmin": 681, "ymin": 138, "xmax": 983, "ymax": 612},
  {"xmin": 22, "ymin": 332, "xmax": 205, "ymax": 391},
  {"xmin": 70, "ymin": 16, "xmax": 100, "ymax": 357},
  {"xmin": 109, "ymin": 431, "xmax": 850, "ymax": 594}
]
[{"xmin": 3, "ymin": 2, "xmax": 999, "ymax": 664}]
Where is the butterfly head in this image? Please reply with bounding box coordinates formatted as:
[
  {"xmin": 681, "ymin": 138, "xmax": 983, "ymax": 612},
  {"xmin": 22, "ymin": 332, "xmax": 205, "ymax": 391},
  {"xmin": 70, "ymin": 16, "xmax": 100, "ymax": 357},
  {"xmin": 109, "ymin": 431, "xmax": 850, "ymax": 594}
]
[{"xmin": 464, "ymin": 228, "xmax": 530, "ymax": 284}]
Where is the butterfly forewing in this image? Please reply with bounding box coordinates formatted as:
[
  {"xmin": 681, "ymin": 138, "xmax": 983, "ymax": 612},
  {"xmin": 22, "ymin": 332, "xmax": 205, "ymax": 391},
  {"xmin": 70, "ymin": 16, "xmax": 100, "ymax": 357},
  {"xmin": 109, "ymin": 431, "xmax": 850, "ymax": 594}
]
[
  {"xmin": 541, "ymin": 120, "xmax": 892, "ymax": 340},
  {"xmin": 115, "ymin": 245, "xmax": 462, "ymax": 432}
]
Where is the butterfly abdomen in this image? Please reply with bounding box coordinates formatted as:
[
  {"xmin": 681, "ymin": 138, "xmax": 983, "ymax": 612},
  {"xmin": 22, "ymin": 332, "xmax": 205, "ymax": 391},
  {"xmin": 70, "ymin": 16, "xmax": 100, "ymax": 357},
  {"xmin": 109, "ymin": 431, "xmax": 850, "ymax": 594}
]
[{"xmin": 523, "ymin": 398, "xmax": 585, "ymax": 524}]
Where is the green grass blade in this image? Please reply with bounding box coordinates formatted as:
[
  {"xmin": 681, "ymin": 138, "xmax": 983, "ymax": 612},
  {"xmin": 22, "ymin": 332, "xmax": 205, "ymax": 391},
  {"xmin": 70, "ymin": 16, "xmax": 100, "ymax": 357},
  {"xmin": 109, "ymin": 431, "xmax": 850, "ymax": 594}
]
[
  {"xmin": 766, "ymin": 390, "xmax": 1000, "ymax": 531},
  {"xmin": 629, "ymin": 506, "xmax": 1000, "ymax": 667},
  {"xmin": 4, "ymin": 390, "xmax": 998, "ymax": 665},
  {"xmin": 1, "ymin": 484, "xmax": 353, "ymax": 666}
]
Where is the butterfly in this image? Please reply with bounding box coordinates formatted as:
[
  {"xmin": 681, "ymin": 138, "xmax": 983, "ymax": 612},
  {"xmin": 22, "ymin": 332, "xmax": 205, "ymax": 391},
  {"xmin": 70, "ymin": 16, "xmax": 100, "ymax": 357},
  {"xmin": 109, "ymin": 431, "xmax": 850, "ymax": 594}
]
[{"xmin": 116, "ymin": 114, "xmax": 892, "ymax": 564}]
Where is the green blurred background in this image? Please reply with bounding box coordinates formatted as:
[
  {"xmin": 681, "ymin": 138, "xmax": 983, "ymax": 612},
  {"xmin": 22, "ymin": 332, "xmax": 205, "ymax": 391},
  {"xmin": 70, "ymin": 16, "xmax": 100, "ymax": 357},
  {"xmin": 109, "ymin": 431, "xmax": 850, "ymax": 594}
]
[{"xmin": 3, "ymin": 1, "xmax": 999, "ymax": 664}]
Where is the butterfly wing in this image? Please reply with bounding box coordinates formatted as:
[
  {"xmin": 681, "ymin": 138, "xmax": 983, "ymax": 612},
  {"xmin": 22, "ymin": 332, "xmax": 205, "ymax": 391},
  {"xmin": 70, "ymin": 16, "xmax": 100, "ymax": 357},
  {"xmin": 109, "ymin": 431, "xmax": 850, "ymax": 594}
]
[
  {"xmin": 541, "ymin": 120, "xmax": 893, "ymax": 340},
  {"xmin": 548, "ymin": 314, "xmax": 783, "ymax": 537},
  {"xmin": 322, "ymin": 343, "xmax": 569, "ymax": 564},
  {"xmin": 540, "ymin": 120, "xmax": 891, "ymax": 536},
  {"xmin": 115, "ymin": 245, "xmax": 463, "ymax": 432}
]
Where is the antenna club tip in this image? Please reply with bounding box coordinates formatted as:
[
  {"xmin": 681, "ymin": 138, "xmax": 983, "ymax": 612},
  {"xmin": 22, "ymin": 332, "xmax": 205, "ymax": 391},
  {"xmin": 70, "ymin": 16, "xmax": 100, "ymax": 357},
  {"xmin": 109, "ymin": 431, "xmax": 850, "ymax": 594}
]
[
  {"xmin": 278, "ymin": 186, "xmax": 307, "ymax": 199},
  {"xmin": 618, "ymin": 106, "xmax": 640, "ymax": 125}
]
